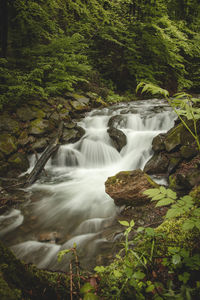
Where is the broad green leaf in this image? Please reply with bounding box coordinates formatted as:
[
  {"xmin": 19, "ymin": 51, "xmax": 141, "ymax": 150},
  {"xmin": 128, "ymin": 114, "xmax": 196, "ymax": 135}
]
[
  {"xmin": 119, "ymin": 220, "xmax": 129, "ymax": 227},
  {"xmin": 167, "ymin": 189, "xmax": 177, "ymax": 199},
  {"xmin": 182, "ymin": 220, "xmax": 195, "ymax": 231},
  {"xmin": 195, "ymin": 220, "xmax": 200, "ymax": 231},
  {"xmin": 145, "ymin": 227, "xmax": 155, "ymax": 237},
  {"xmin": 57, "ymin": 249, "xmax": 71, "ymax": 262},
  {"xmin": 151, "ymin": 194, "xmax": 165, "ymax": 201},
  {"xmin": 146, "ymin": 284, "xmax": 155, "ymax": 293},
  {"xmin": 94, "ymin": 266, "xmax": 105, "ymax": 273},
  {"xmin": 165, "ymin": 208, "xmax": 182, "ymax": 219},
  {"xmin": 130, "ymin": 220, "xmax": 135, "ymax": 227},
  {"xmin": 155, "ymin": 198, "xmax": 174, "ymax": 207},
  {"xmin": 193, "ymin": 208, "xmax": 200, "ymax": 216},
  {"xmin": 133, "ymin": 271, "xmax": 146, "ymax": 280},
  {"xmin": 160, "ymin": 186, "xmax": 167, "ymax": 195},
  {"xmin": 80, "ymin": 283, "xmax": 95, "ymax": 295},
  {"xmin": 143, "ymin": 188, "xmax": 160, "ymax": 197},
  {"xmin": 125, "ymin": 267, "xmax": 133, "ymax": 278},
  {"xmin": 178, "ymin": 272, "xmax": 190, "ymax": 284},
  {"xmin": 181, "ymin": 195, "xmax": 193, "ymax": 203},
  {"xmin": 172, "ymin": 254, "xmax": 181, "ymax": 265},
  {"xmin": 137, "ymin": 227, "xmax": 144, "ymax": 232},
  {"xmin": 83, "ymin": 293, "xmax": 99, "ymax": 300},
  {"xmin": 113, "ymin": 270, "xmax": 122, "ymax": 278}
]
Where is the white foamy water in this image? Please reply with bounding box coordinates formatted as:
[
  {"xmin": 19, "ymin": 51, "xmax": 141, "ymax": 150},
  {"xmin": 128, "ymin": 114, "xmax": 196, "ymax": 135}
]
[{"xmin": 0, "ymin": 99, "xmax": 176, "ymax": 270}]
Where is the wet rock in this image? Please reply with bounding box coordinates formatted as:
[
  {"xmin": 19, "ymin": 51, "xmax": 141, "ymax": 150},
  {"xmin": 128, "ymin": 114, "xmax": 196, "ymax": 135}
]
[
  {"xmin": 105, "ymin": 169, "xmax": 158, "ymax": 207},
  {"xmin": 107, "ymin": 115, "xmax": 124, "ymax": 128},
  {"xmin": 8, "ymin": 152, "xmax": 29, "ymax": 172},
  {"xmin": 168, "ymin": 153, "xmax": 182, "ymax": 174},
  {"xmin": 0, "ymin": 134, "xmax": 17, "ymax": 155},
  {"xmin": 144, "ymin": 153, "xmax": 169, "ymax": 175},
  {"xmin": 164, "ymin": 122, "xmax": 194, "ymax": 152},
  {"xmin": 38, "ymin": 232, "xmax": 61, "ymax": 243},
  {"xmin": 61, "ymin": 127, "xmax": 85, "ymax": 144},
  {"xmin": 0, "ymin": 115, "xmax": 20, "ymax": 136},
  {"xmin": 16, "ymin": 106, "xmax": 37, "ymax": 121},
  {"xmin": 152, "ymin": 134, "xmax": 165, "ymax": 152},
  {"xmin": 31, "ymin": 138, "xmax": 48, "ymax": 152},
  {"xmin": 107, "ymin": 127, "xmax": 127, "ymax": 152}
]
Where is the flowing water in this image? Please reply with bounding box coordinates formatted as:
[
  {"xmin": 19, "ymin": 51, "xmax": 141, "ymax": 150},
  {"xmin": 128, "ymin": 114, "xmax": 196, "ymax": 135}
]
[{"xmin": 0, "ymin": 99, "xmax": 176, "ymax": 270}]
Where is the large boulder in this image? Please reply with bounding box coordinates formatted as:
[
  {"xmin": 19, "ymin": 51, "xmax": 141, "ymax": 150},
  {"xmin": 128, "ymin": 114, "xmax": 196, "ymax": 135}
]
[
  {"xmin": 105, "ymin": 169, "xmax": 158, "ymax": 207},
  {"xmin": 107, "ymin": 127, "xmax": 127, "ymax": 152}
]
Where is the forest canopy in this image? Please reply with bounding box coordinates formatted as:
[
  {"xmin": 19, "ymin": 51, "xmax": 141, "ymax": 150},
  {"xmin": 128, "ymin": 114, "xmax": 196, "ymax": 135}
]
[{"xmin": 0, "ymin": 0, "xmax": 200, "ymax": 107}]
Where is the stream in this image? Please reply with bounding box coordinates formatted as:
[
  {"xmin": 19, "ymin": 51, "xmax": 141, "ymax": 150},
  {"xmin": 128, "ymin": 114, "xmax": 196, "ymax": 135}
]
[{"xmin": 0, "ymin": 99, "xmax": 176, "ymax": 271}]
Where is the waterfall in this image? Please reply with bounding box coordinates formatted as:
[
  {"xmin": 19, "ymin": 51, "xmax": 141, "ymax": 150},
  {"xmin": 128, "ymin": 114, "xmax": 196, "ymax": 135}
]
[{"xmin": 0, "ymin": 99, "xmax": 176, "ymax": 271}]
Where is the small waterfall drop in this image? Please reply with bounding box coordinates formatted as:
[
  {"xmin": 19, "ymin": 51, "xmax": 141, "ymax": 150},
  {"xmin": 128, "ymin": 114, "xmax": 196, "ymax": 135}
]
[{"xmin": 0, "ymin": 99, "xmax": 176, "ymax": 271}]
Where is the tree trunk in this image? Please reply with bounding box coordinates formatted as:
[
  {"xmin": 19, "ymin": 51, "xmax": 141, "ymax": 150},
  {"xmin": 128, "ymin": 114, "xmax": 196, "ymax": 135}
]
[{"xmin": 24, "ymin": 121, "xmax": 63, "ymax": 187}]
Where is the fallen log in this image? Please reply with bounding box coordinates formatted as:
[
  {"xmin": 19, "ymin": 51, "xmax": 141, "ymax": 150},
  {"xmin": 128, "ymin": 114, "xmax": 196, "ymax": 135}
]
[{"xmin": 24, "ymin": 121, "xmax": 63, "ymax": 187}]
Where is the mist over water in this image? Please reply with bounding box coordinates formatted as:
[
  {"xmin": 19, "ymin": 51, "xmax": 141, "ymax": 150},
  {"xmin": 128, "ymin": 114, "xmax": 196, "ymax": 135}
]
[{"xmin": 0, "ymin": 99, "xmax": 176, "ymax": 270}]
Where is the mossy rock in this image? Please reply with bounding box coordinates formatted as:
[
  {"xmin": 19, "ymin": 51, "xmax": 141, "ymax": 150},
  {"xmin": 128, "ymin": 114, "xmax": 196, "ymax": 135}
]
[
  {"xmin": 16, "ymin": 106, "xmax": 37, "ymax": 121},
  {"xmin": 105, "ymin": 169, "xmax": 159, "ymax": 207},
  {"xmin": 180, "ymin": 145, "xmax": 198, "ymax": 159},
  {"xmin": 164, "ymin": 122, "xmax": 195, "ymax": 152},
  {"xmin": 0, "ymin": 241, "xmax": 69, "ymax": 300},
  {"xmin": 152, "ymin": 134, "xmax": 165, "ymax": 152},
  {"xmin": 8, "ymin": 152, "xmax": 29, "ymax": 172},
  {"xmin": 31, "ymin": 106, "xmax": 46, "ymax": 119},
  {"xmin": 18, "ymin": 130, "xmax": 30, "ymax": 146},
  {"xmin": 156, "ymin": 217, "xmax": 198, "ymax": 251},
  {"xmin": 29, "ymin": 119, "xmax": 53, "ymax": 135},
  {"xmin": 70, "ymin": 100, "xmax": 88, "ymax": 111},
  {"xmin": 32, "ymin": 138, "xmax": 48, "ymax": 152},
  {"xmin": 0, "ymin": 115, "xmax": 20, "ymax": 136},
  {"xmin": 0, "ymin": 134, "xmax": 17, "ymax": 155}
]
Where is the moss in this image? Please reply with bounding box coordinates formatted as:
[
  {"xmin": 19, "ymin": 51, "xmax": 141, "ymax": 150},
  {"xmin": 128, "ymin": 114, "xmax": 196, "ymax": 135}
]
[
  {"xmin": 0, "ymin": 134, "xmax": 17, "ymax": 155},
  {"xmin": 144, "ymin": 173, "xmax": 159, "ymax": 187},
  {"xmin": 0, "ymin": 241, "xmax": 70, "ymax": 300},
  {"xmin": 0, "ymin": 272, "xmax": 21, "ymax": 300},
  {"xmin": 169, "ymin": 174, "xmax": 177, "ymax": 190},
  {"xmin": 155, "ymin": 217, "xmax": 198, "ymax": 251},
  {"xmin": 190, "ymin": 185, "xmax": 200, "ymax": 204}
]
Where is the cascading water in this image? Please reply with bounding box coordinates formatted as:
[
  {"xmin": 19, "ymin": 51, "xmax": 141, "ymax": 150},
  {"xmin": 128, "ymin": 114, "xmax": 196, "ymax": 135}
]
[{"xmin": 0, "ymin": 99, "xmax": 176, "ymax": 270}]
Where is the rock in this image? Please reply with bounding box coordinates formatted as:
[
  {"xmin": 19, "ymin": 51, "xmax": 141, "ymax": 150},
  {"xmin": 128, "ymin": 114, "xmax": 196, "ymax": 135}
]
[
  {"xmin": 18, "ymin": 131, "xmax": 30, "ymax": 146},
  {"xmin": 105, "ymin": 169, "xmax": 158, "ymax": 207},
  {"xmin": 0, "ymin": 115, "xmax": 20, "ymax": 136},
  {"xmin": 61, "ymin": 127, "xmax": 85, "ymax": 144},
  {"xmin": 38, "ymin": 232, "xmax": 61, "ymax": 243},
  {"xmin": 31, "ymin": 138, "xmax": 48, "ymax": 152},
  {"xmin": 107, "ymin": 127, "xmax": 127, "ymax": 152},
  {"xmin": 107, "ymin": 115, "xmax": 124, "ymax": 128},
  {"xmin": 0, "ymin": 134, "xmax": 17, "ymax": 155},
  {"xmin": 144, "ymin": 153, "xmax": 169, "ymax": 175},
  {"xmin": 64, "ymin": 121, "xmax": 77, "ymax": 129},
  {"xmin": 168, "ymin": 153, "xmax": 182, "ymax": 174},
  {"xmin": 31, "ymin": 106, "xmax": 46, "ymax": 119},
  {"xmin": 29, "ymin": 119, "xmax": 53, "ymax": 135},
  {"xmin": 164, "ymin": 122, "xmax": 194, "ymax": 152},
  {"xmin": 180, "ymin": 145, "xmax": 198, "ymax": 159},
  {"xmin": 16, "ymin": 106, "xmax": 37, "ymax": 121},
  {"xmin": 70, "ymin": 100, "xmax": 88, "ymax": 111},
  {"xmin": 152, "ymin": 134, "xmax": 165, "ymax": 152},
  {"xmin": 8, "ymin": 152, "xmax": 29, "ymax": 172},
  {"xmin": 71, "ymin": 94, "xmax": 90, "ymax": 105}
]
